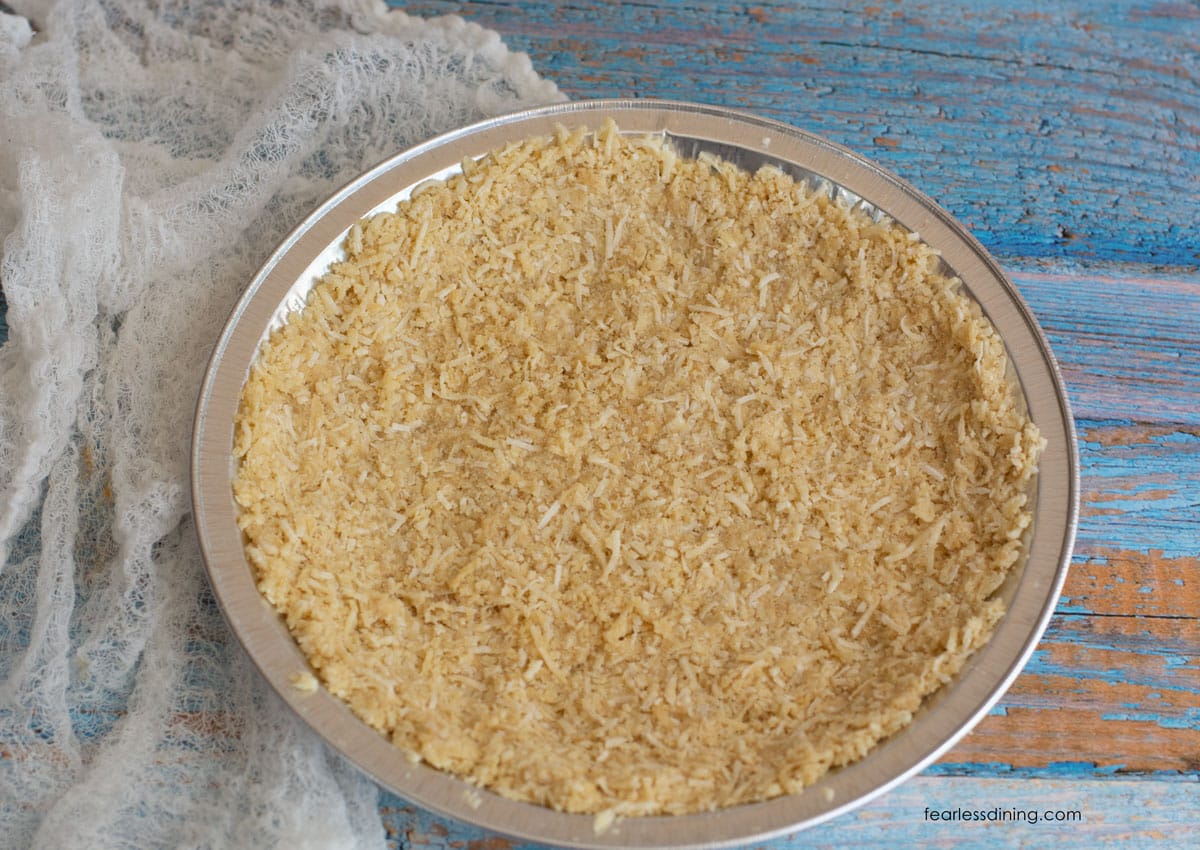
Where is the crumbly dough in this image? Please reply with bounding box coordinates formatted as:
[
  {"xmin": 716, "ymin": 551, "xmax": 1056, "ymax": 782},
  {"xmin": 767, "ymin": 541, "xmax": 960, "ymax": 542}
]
[{"xmin": 233, "ymin": 122, "xmax": 1042, "ymax": 816}]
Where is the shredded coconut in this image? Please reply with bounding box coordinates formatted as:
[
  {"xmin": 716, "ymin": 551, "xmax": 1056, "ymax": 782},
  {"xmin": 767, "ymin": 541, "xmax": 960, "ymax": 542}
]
[
  {"xmin": 289, "ymin": 671, "xmax": 320, "ymax": 694},
  {"xmin": 233, "ymin": 122, "xmax": 1043, "ymax": 816}
]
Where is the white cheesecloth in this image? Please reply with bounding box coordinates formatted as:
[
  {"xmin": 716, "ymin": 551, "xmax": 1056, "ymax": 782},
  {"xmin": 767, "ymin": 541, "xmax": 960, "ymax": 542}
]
[{"xmin": 0, "ymin": 1, "xmax": 562, "ymax": 846}]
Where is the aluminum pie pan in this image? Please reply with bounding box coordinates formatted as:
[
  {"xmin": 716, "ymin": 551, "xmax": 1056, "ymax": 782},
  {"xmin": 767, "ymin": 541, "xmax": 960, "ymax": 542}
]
[{"xmin": 191, "ymin": 99, "xmax": 1078, "ymax": 849}]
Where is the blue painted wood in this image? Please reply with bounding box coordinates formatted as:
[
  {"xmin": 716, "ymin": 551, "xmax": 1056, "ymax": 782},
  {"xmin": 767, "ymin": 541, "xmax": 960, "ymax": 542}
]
[
  {"xmin": 1073, "ymin": 421, "xmax": 1200, "ymax": 561},
  {"xmin": 1011, "ymin": 269, "xmax": 1200, "ymax": 427},
  {"xmin": 393, "ymin": 0, "xmax": 1200, "ymax": 268}
]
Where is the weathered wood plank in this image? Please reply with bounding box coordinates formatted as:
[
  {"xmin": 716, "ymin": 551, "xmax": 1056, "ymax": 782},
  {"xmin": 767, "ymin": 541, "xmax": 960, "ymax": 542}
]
[
  {"xmin": 937, "ymin": 613, "xmax": 1200, "ymax": 775},
  {"xmin": 380, "ymin": 776, "xmax": 1199, "ymax": 849},
  {"xmin": 393, "ymin": 0, "xmax": 1200, "ymax": 268},
  {"xmin": 1012, "ymin": 271, "xmax": 1200, "ymax": 426},
  {"xmin": 1064, "ymin": 548, "xmax": 1198, "ymax": 620},
  {"xmin": 1073, "ymin": 420, "xmax": 1200, "ymax": 573}
]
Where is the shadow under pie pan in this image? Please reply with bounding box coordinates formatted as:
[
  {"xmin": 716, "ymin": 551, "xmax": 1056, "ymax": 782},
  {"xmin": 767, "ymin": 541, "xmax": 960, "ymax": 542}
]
[{"xmin": 191, "ymin": 99, "xmax": 1078, "ymax": 848}]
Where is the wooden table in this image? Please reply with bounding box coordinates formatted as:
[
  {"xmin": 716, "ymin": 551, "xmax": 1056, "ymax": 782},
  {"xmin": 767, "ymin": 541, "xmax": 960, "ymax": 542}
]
[{"xmin": 376, "ymin": 1, "xmax": 1200, "ymax": 846}]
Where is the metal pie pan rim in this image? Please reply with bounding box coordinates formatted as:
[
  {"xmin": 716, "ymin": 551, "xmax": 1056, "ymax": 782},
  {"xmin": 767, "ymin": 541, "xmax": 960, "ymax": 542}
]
[{"xmin": 191, "ymin": 98, "xmax": 1079, "ymax": 849}]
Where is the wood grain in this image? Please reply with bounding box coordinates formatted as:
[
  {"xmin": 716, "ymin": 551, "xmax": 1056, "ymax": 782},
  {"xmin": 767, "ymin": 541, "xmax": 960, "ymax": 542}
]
[
  {"xmin": 938, "ymin": 613, "xmax": 1199, "ymax": 775},
  {"xmin": 1064, "ymin": 547, "xmax": 1198, "ymax": 620},
  {"xmin": 1075, "ymin": 421, "xmax": 1200, "ymax": 563},
  {"xmin": 394, "ymin": 0, "xmax": 1200, "ymax": 268},
  {"xmin": 1013, "ymin": 270, "xmax": 1200, "ymax": 426}
]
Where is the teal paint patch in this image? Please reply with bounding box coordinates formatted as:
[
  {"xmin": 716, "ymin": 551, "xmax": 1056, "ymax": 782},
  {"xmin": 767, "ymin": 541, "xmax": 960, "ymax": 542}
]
[
  {"xmin": 1163, "ymin": 655, "xmax": 1197, "ymax": 671},
  {"xmin": 1100, "ymin": 709, "xmax": 1200, "ymax": 731},
  {"xmin": 927, "ymin": 761, "xmax": 1133, "ymax": 779},
  {"xmin": 1054, "ymin": 602, "xmax": 1093, "ymax": 615}
]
